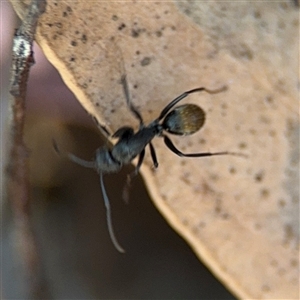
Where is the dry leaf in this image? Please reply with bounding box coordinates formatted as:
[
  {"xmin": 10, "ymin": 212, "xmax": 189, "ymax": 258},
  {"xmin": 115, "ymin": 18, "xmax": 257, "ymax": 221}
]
[{"xmin": 10, "ymin": 1, "xmax": 299, "ymax": 299}]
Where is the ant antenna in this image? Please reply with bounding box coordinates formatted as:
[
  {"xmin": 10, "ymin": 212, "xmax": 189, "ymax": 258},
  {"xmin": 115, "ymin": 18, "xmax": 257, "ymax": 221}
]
[
  {"xmin": 53, "ymin": 140, "xmax": 125, "ymax": 253},
  {"xmin": 53, "ymin": 139, "xmax": 95, "ymax": 168},
  {"xmin": 100, "ymin": 172, "xmax": 125, "ymax": 253}
]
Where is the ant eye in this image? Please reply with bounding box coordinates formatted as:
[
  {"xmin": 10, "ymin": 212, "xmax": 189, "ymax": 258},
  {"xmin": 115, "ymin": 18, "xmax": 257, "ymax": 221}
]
[{"xmin": 162, "ymin": 104, "xmax": 205, "ymax": 135}]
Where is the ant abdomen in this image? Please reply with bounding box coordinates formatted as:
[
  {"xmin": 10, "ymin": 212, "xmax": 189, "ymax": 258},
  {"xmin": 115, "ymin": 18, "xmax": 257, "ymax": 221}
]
[{"xmin": 162, "ymin": 104, "xmax": 205, "ymax": 135}]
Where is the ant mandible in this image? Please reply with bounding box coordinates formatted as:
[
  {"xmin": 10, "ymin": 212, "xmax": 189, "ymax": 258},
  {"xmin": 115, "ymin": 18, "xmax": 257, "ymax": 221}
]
[{"xmin": 54, "ymin": 75, "xmax": 244, "ymax": 253}]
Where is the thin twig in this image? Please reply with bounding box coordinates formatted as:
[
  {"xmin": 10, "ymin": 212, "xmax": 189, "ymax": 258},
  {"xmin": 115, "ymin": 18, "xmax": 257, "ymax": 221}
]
[{"xmin": 6, "ymin": 0, "xmax": 47, "ymax": 298}]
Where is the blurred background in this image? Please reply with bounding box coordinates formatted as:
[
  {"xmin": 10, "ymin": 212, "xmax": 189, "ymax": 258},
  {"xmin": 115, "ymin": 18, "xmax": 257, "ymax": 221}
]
[{"xmin": 2, "ymin": 2, "xmax": 236, "ymax": 299}]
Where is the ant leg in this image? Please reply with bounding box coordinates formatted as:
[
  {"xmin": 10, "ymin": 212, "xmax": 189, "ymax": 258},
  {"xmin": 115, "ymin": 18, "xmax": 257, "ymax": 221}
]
[
  {"xmin": 157, "ymin": 86, "xmax": 227, "ymax": 121},
  {"xmin": 121, "ymin": 74, "xmax": 144, "ymax": 127},
  {"xmin": 134, "ymin": 148, "xmax": 145, "ymax": 175},
  {"xmin": 92, "ymin": 116, "xmax": 112, "ymax": 138},
  {"xmin": 100, "ymin": 172, "xmax": 125, "ymax": 253},
  {"xmin": 149, "ymin": 142, "xmax": 159, "ymax": 168},
  {"xmin": 114, "ymin": 45, "xmax": 143, "ymax": 125},
  {"xmin": 163, "ymin": 135, "xmax": 247, "ymax": 158},
  {"xmin": 123, "ymin": 149, "xmax": 145, "ymax": 203}
]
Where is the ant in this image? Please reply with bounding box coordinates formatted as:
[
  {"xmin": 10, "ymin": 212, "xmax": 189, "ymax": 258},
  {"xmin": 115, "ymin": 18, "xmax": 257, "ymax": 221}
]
[{"xmin": 54, "ymin": 75, "xmax": 245, "ymax": 253}]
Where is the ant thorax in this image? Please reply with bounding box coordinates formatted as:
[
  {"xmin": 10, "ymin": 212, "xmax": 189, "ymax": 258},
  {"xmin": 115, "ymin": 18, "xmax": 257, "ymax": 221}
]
[{"xmin": 112, "ymin": 126, "xmax": 159, "ymax": 165}]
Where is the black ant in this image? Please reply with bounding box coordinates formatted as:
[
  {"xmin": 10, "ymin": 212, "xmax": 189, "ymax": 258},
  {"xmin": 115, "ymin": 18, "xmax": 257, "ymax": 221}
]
[{"xmin": 54, "ymin": 75, "xmax": 245, "ymax": 253}]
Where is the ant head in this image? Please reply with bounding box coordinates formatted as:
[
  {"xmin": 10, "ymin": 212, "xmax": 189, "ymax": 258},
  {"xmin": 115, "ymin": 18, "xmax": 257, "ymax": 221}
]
[
  {"xmin": 95, "ymin": 147, "xmax": 122, "ymax": 173},
  {"xmin": 162, "ymin": 104, "xmax": 205, "ymax": 135}
]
